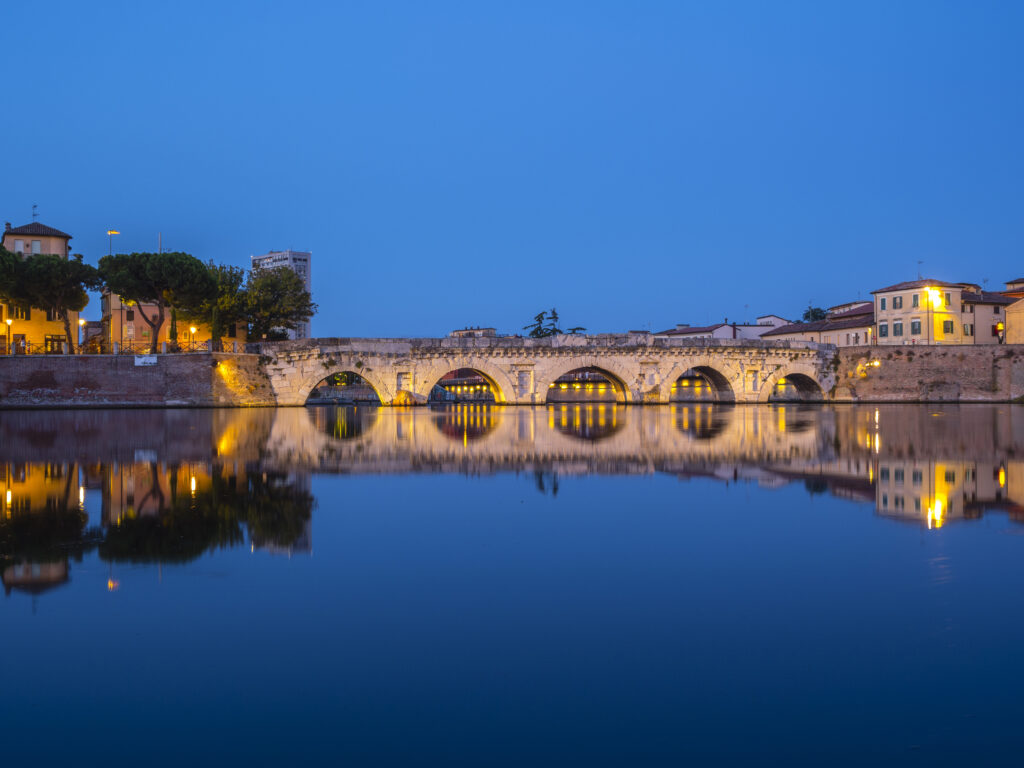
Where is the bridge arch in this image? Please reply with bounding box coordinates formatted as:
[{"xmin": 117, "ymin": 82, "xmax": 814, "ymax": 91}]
[
  {"xmin": 538, "ymin": 358, "xmax": 636, "ymax": 404},
  {"xmin": 298, "ymin": 367, "xmax": 391, "ymax": 406},
  {"xmin": 413, "ymin": 358, "xmax": 518, "ymax": 405},
  {"xmin": 759, "ymin": 367, "xmax": 826, "ymax": 403},
  {"xmin": 658, "ymin": 360, "xmax": 740, "ymax": 403}
]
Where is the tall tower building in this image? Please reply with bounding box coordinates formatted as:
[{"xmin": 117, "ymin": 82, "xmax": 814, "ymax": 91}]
[{"xmin": 250, "ymin": 249, "xmax": 312, "ymax": 339}]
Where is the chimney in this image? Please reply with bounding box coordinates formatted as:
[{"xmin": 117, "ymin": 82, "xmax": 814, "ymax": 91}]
[{"xmin": 4, "ymin": 222, "xmax": 10, "ymax": 232}]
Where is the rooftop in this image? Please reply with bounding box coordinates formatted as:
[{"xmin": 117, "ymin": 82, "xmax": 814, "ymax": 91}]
[
  {"xmin": 962, "ymin": 290, "xmax": 1016, "ymax": 306},
  {"xmin": 762, "ymin": 311, "xmax": 875, "ymax": 337},
  {"xmin": 871, "ymin": 279, "xmax": 965, "ymax": 294},
  {"xmin": 3, "ymin": 221, "xmax": 72, "ymax": 239}
]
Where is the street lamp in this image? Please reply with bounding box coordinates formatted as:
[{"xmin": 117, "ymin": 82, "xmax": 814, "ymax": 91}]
[
  {"xmin": 189, "ymin": 326, "xmax": 197, "ymax": 348},
  {"xmin": 4, "ymin": 318, "xmax": 10, "ymax": 354},
  {"xmin": 107, "ymin": 229, "xmax": 120, "ymax": 256},
  {"xmin": 78, "ymin": 317, "xmax": 86, "ymax": 347}
]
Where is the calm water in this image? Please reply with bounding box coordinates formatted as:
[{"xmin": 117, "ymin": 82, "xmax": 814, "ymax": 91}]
[{"xmin": 3, "ymin": 403, "xmax": 1024, "ymax": 766}]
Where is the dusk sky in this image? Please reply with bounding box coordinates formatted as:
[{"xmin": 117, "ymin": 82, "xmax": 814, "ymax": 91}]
[{"xmin": 4, "ymin": 1, "xmax": 1022, "ymax": 337}]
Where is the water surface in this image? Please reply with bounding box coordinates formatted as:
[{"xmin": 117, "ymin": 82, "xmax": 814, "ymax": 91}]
[{"xmin": 2, "ymin": 404, "xmax": 1023, "ymax": 766}]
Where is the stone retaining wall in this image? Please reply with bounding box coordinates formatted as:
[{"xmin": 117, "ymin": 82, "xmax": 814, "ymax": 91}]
[
  {"xmin": 0, "ymin": 353, "xmax": 275, "ymax": 408},
  {"xmin": 834, "ymin": 345, "xmax": 1024, "ymax": 402}
]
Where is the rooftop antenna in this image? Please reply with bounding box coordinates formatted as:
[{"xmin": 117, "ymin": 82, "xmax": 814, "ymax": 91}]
[
  {"xmin": 31, "ymin": 204, "xmax": 38, "ymax": 220},
  {"xmin": 916, "ymin": 260, "xmax": 923, "ymax": 279},
  {"xmin": 158, "ymin": 232, "xmax": 162, "ymax": 254}
]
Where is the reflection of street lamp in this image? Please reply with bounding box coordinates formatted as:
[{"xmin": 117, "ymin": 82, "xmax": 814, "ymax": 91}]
[{"xmin": 4, "ymin": 318, "xmax": 11, "ymax": 354}]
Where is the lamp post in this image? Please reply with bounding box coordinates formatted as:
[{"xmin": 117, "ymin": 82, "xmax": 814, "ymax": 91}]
[
  {"xmin": 78, "ymin": 317, "xmax": 86, "ymax": 348},
  {"xmin": 4, "ymin": 318, "xmax": 11, "ymax": 355},
  {"xmin": 107, "ymin": 230, "xmax": 120, "ymax": 256},
  {"xmin": 189, "ymin": 326, "xmax": 197, "ymax": 350}
]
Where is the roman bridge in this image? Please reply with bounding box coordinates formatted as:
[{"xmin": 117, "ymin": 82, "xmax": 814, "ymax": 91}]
[{"xmin": 252, "ymin": 334, "xmax": 837, "ymax": 406}]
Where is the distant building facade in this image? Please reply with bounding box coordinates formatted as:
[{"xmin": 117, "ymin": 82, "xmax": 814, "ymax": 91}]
[
  {"xmin": 449, "ymin": 327, "xmax": 497, "ymax": 338},
  {"xmin": 1, "ymin": 221, "xmax": 81, "ymax": 353},
  {"xmin": 251, "ymin": 250, "xmax": 312, "ymax": 339},
  {"xmin": 872, "ymin": 279, "xmax": 1011, "ymax": 345},
  {"xmin": 761, "ymin": 302, "xmax": 875, "ymax": 347},
  {"xmin": 654, "ymin": 314, "xmax": 790, "ymax": 341}
]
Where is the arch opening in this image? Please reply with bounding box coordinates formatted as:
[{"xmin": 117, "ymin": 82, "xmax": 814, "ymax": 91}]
[
  {"xmin": 428, "ymin": 368, "xmax": 500, "ymax": 404},
  {"xmin": 305, "ymin": 371, "xmax": 382, "ymax": 405},
  {"xmin": 669, "ymin": 367, "xmax": 735, "ymax": 402},
  {"xmin": 547, "ymin": 402, "xmax": 625, "ymax": 442},
  {"xmin": 545, "ymin": 367, "xmax": 626, "ymax": 404},
  {"xmin": 768, "ymin": 373, "xmax": 824, "ymax": 402}
]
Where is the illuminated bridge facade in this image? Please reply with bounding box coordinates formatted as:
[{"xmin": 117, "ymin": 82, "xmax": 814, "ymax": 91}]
[{"xmin": 253, "ymin": 334, "xmax": 837, "ymax": 406}]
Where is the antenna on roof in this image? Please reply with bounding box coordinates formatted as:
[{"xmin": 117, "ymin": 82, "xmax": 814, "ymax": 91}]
[
  {"xmin": 916, "ymin": 260, "xmax": 923, "ymax": 280},
  {"xmin": 31, "ymin": 204, "xmax": 38, "ymax": 220}
]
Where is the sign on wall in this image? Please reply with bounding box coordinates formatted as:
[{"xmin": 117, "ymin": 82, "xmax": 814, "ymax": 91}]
[{"xmin": 134, "ymin": 355, "xmax": 158, "ymax": 366}]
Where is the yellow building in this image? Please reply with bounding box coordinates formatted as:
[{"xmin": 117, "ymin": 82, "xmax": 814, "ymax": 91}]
[
  {"xmin": 101, "ymin": 290, "xmax": 246, "ymax": 352},
  {"xmin": 1006, "ymin": 298, "xmax": 1024, "ymax": 345},
  {"xmin": 872, "ymin": 279, "xmax": 1012, "ymax": 345},
  {"xmin": 1, "ymin": 221, "xmax": 81, "ymax": 353}
]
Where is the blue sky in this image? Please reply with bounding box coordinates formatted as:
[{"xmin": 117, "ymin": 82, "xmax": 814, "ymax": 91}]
[{"xmin": 3, "ymin": 1, "xmax": 1022, "ymax": 336}]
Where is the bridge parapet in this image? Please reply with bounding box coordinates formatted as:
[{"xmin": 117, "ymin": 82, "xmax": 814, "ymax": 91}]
[{"xmin": 252, "ymin": 335, "xmax": 837, "ymax": 406}]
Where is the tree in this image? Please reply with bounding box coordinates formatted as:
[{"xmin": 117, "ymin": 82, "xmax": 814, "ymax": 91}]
[
  {"xmin": 245, "ymin": 265, "xmax": 317, "ymax": 341},
  {"xmin": 802, "ymin": 306, "xmax": 827, "ymax": 322},
  {"xmin": 524, "ymin": 308, "xmax": 585, "ymax": 338},
  {"xmin": 98, "ymin": 252, "xmax": 216, "ymax": 353},
  {"xmin": 21, "ymin": 254, "xmax": 102, "ymax": 352},
  {"xmin": 178, "ymin": 262, "xmax": 246, "ymax": 352}
]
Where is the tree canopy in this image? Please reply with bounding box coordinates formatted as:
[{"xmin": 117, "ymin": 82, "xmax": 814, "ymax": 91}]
[
  {"xmin": 22, "ymin": 254, "xmax": 102, "ymax": 351},
  {"xmin": 245, "ymin": 266, "xmax": 317, "ymax": 341},
  {"xmin": 98, "ymin": 252, "xmax": 216, "ymax": 352},
  {"xmin": 523, "ymin": 308, "xmax": 585, "ymax": 338},
  {"xmin": 802, "ymin": 306, "xmax": 827, "ymax": 322},
  {"xmin": 178, "ymin": 262, "xmax": 247, "ymax": 351}
]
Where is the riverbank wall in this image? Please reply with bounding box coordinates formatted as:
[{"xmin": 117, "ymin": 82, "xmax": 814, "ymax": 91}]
[
  {"xmin": 834, "ymin": 345, "xmax": 1024, "ymax": 402},
  {"xmin": 0, "ymin": 353, "xmax": 276, "ymax": 408}
]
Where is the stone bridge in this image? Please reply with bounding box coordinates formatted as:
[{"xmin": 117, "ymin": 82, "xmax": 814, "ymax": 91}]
[{"xmin": 252, "ymin": 334, "xmax": 837, "ymax": 406}]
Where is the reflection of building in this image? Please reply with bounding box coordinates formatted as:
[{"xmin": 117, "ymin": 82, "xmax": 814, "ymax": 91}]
[
  {"xmin": 2, "ymin": 560, "xmax": 69, "ymax": 596},
  {"xmin": 1, "ymin": 221, "xmax": 80, "ymax": 353},
  {"xmin": 250, "ymin": 250, "xmax": 312, "ymax": 339}
]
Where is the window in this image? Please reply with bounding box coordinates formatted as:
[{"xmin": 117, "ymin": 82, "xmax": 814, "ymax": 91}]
[
  {"xmin": 31, "ymin": 240, "xmax": 42, "ymax": 254},
  {"xmin": 944, "ymin": 470, "xmax": 956, "ymax": 483},
  {"xmin": 945, "ymin": 292, "xmax": 951, "ymax": 307},
  {"xmin": 126, "ymin": 309, "xmax": 134, "ymax": 321},
  {"xmin": 968, "ymin": 304, "xmax": 974, "ymax": 313},
  {"xmin": 882, "ymin": 494, "xmax": 888, "ymax": 508},
  {"xmin": 910, "ymin": 319, "xmax": 921, "ymax": 335},
  {"xmin": 994, "ymin": 305, "xmax": 1001, "ymax": 315},
  {"xmin": 893, "ymin": 296, "xmax": 903, "ymax": 309},
  {"xmin": 914, "ymin": 497, "xmax": 921, "ymax": 512},
  {"xmin": 912, "ymin": 293, "xmax": 920, "ymax": 308},
  {"xmin": 227, "ymin": 323, "xmax": 237, "ymax": 339},
  {"xmin": 845, "ymin": 333, "xmax": 851, "ymax": 345},
  {"xmin": 880, "ymin": 467, "xmax": 890, "ymax": 482},
  {"xmin": 44, "ymin": 335, "xmax": 64, "ymax": 353},
  {"xmin": 894, "ymin": 468, "xmax": 905, "ymax": 484},
  {"xmin": 880, "ymin": 297, "xmax": 887, "ymax": 311},
  {"xmin": 964, "ymin": 323, "xmax": 974, "ymax": 336},
  {"xmin": 992, "ymin": 325, "xmax": 1001, "ymax": 338},
  {"xmin": 912, "ymin": 470, "xmax": 922, "ymax": 486},
  {"xmin": 943, "ymin": 320, "xmax": 954, "ymax": 334},
  {"xmin": 893, "ymin": 321, "xmax": 903, "ymax": 337},
  {"xmin": 13, "ymin": 239, "xmax": 24, "ymax": 254},
  {"xmin": 13, "ymin": 305, "xmax": 30, "ymax": 320},
  {"xmin": 46, "ymin": 307, "xmax": 57, "ymax": 322},
  {"xmin": 879, "ymin": 322, "xmax": 888, "ymax": 338}
]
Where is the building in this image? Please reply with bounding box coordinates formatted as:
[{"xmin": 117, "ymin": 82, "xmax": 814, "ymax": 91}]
[
  {"xmin": 872, "ymin": 279, "xmax": 1011, "ymax": 345},
  {"xmin": 449, "ymin": 327, "xmax": 497, "ymax": 338},
  {"xmin": 101, "ymin": 292, "xmax": 245, "ymax": 352},
  {"xmin": 251, "ymin": 250, "xmax": 312, "ymax": 339},
  {"xmin": 761, "ymin": 302, "xmax": 874, "ymax": 347},
  {"xmin": 1006, "ymin": 298, "xmax": 1024, "ymax": 345},
  {"xmin": 1, "ymin": 221, "xmax": 80, "ymax": 353},
  {"xmin": 653, "ymin": 315, "xmax": 790, "ymax": 341}
]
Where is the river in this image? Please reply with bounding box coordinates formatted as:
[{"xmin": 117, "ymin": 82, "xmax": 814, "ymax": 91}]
[{"xmin": 2, "ymin": 403, "xmax": 1023, "ymax": 765}]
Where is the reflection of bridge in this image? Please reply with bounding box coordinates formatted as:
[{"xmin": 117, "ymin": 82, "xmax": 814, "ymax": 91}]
[{"xmin": 254, "ymin": 335, "xmax": 835, "ymax": 406}]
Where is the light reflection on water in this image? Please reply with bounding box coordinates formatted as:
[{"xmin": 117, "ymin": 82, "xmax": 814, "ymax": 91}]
[{"xmin": 2, "ymin": 403, "xmax": 1024, "ymax": 763}]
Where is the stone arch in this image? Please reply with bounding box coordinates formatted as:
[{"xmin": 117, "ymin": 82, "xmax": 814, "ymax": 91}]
[
  {"xmin": 296, "ymin": 365, "xmax": 392, "ymax": 406},
  {"xmin": 537, "ymin": 358, "xmax": 636, "ymax": 404},
  {"xmin": 658, "ymin": 360, "xmax": 741, "ymax": 403},
  {"xmin": 413, "ymin": 357, "xmax": 518, "ymax": 405},
  {"xmin": 758, "ymin": 366, "xmax": 826, "ymax": 403}
]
